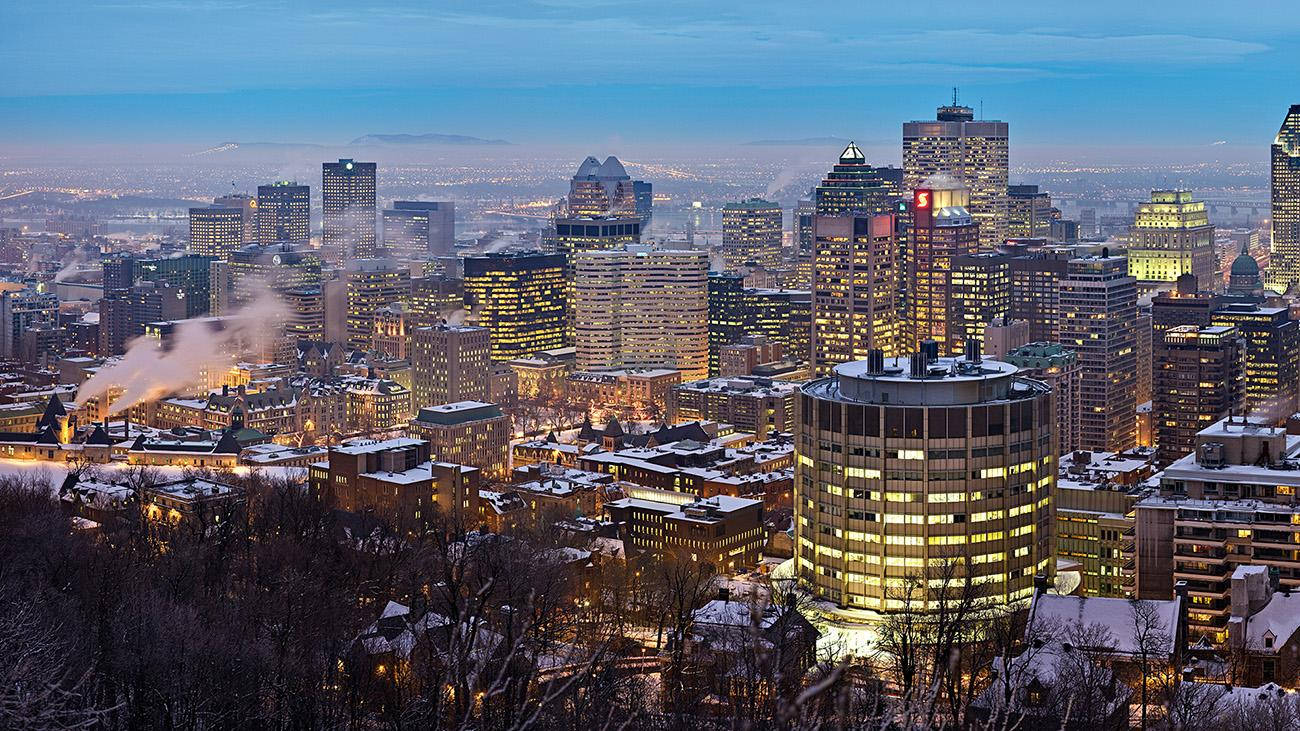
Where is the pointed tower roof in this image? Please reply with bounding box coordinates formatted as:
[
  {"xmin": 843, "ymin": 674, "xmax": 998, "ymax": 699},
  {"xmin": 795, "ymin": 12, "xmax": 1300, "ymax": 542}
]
[
  {"xmin": 37, "ymin": 393, "xmax": 66, "ymax": 430},
  {"xmin": 129, "ymin": 434, "xmax": 147, "ymax": 451},
  {"xmin": 85, "ymin": 423, "xmax": 113, "ymax": 446},
  {"xmin": 838, "ymin": 141, "xmax": 865, "ymax": 164},
  {"xmin": 577, "ymin": 415, "xmax": 599, "ymax": 442},
  {"xmin": 35, "ymin": 425, "xmax": 61, "ymax": 445},
  {"xmin": 597, "ymin": 156, "xmax": 628, "ymax": 179},
  {"xmin": 545, "ymin": 430, "xmax": 558, "ymax": 444},
  {"xmin": 575, "ymin": 155, "xmax": 601, "ymax": 177},
  {"xmin": 604, "ymin": 416, "xmax": 624, "ymax": 438}
]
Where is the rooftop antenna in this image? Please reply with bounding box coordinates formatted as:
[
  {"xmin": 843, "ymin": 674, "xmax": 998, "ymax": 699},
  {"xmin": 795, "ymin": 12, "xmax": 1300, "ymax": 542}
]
[
  {"xmin": 980, "ymin": 99, "xmax": 984, "ymax": 119},
  {"xmin": 952, "ymin": 87, "xmax": 959, "ymax": 106}
]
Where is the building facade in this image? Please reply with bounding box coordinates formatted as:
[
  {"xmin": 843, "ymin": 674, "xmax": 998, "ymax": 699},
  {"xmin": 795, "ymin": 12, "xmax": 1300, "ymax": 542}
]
[
  {"xmin": 464, "ymin": 251, "xmax": 568, "ymax": 362},
  {"xmin": 903, "ymin": 103, "xmax": 1009, "ymax": 250},
  {"xmin": 322, "ymin": 159, "xmax": 378, "ymax": 264},
  {"xmin": 1059, "ymin": 256, "xmax": 1138, "ymax": 453},
  {"xmin": 795, "ymin": 350, "xmax": 1055, "ymax": 613}
]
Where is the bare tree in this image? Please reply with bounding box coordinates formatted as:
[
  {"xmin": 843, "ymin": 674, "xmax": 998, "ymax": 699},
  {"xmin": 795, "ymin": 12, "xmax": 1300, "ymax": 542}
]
[{"xmin": 1131, "ymin": 598, "xmax": 1173, "ymax": 730}]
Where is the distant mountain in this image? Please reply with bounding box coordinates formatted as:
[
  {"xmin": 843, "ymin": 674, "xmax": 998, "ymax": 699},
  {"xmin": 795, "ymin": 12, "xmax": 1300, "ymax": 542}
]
[
  {"xmin": 744, "ymin": 137, "xmax": 852, "ymax": 147},
  {"xmin": 349, "ymin": 133, "xmax": 512, "ymax": 146}
]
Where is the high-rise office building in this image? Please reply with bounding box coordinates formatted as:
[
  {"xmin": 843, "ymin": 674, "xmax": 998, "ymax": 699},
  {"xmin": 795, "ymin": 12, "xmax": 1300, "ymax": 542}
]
[
  {"xmin": 795, "ymin": 349, "xmax": 1055, "ymax": 612},
  {"xmin": 1136, "ymin": 312, "xmax": 1153, "ymax": 408},
  {"xmin": 743, "ymin": 288, "xmax": 811, "ymax": 366},
  {"xmin": 720, "ymin": 198, "xmax": 783, "ymax": 271},
  {"xmin": 574, "ymin": 248, "xmax": 709, "ymax": 380},
  {"xmin": 813, "ymin": 142, "xmax": 902, "ymax": 216},
  {"xmin": 1153, "ymin": 325, "xmax": 1243, "ymax": 467},
  {"xmin": 131, "ymin": 253, "xmax": 214, "ymax": 319},
  {"xmin": 382, "ymin": 201, "xmax": 455, "ymax": 260},
  {"xmin": 707, "ymin": 273, "xmax": 745, "ymax": 376},
  {"xmin": 1151, "ymin": 274, "xmax": 1221, "ymax": 335},
  {"xmin": 811, "ymin": 214, "xmax": 900, "ymax": 374},
  {"xmin": 1127, "ymin": 190, "xmax": 1217, "ymax": 293},
  {"xmin": 565, "ymin": 155, "xmax": 647, "ymax": 219},
  {"xmin": 1003, "ymin": 342, "xmax": 1081, "ymax": 455},
  {"xmin": 903, "ymin": 101, "xmax": 1009, "ymax": 250},
  {"xmin": 1267, "ymin": 105, "xmax": 1300, "ymax": 292},
  {"xmin": 1009, "ymin": 251, "xmax": 1071, "ymax": 343},
  {"xmin": 552, "ymin": 218, "xmax": 641, "ymax": 256},
  {"xmin": 1006, "ymin": 185, "xmax": 1054, "ymax": 239},
  {"xmin": 408, "ymin": 275, "xmax": 465, "ymax": 330},
  {"xmin": 463, "ymin": 251, "xmax": 568, "ymax": 362},
  {"xmin": 256, "ymin": 182, "xmax": 310, "ymax": 246},
  {"xmin": 1059, "ymin": 256, "xmax": 1138, "ymax": 452},
  {"xmin": 344, "ymin": 258, "xmax": 409, "ymax": 351},
  {"xmin": 213, "ymin": 193, "xmax": 258, "ymax": 244},
  {"xmin": 0, "ymin": 287, "xmax": 59, "ymax": 359},
  {"xmin": 908, "ymin": 183, "xmax": 979, "ymax": 354},
  {"xmin": 633, "ymin": 180, "xmax": 654, "ymax": 228},
  {"xmin": 949, "ymin": 252, "xmax": 1010, "ymax": 351},
  {"xmin": 189, "ymin": 206, "xmax": 244, "ymax": 261},
  {"xmin": 1212, "ymin": 303, "xmax": 1300, "ymax": 420},
  {"xmin": 219, "ymin": 243, "xmax": 322, "ymax": 312},
  {"xmin": 281, "ymin": 288, "xmax": 324, "ymax": 341},
  {"xmin": 322, "ymin": 159, "xmax": 377, "ymax": 264},
  {"xmin": 411, "ymin": 324, "xmax": 490, "ymax": 409}
]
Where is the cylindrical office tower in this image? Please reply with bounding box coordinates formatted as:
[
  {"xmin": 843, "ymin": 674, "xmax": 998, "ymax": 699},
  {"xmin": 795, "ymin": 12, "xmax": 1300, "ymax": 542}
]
[{"xmin": 795, "ymin": 346, "xmax": 1055, "ymax": 615}]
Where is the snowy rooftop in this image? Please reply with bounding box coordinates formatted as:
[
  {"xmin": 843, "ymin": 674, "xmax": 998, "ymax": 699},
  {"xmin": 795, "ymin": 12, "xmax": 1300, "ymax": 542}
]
[{"xmin": 1028, "ymin": 592, "xmax": 1181, "ymax": 657}]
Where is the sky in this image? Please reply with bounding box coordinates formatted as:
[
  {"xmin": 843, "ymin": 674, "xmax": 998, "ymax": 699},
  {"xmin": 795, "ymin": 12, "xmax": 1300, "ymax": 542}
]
[{"xmin": 3, "ymin": 0, "xmax": 1298, "ymax": 159}]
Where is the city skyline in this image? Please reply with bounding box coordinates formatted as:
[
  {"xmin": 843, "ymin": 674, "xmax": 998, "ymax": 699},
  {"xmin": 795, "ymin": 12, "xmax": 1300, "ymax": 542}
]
[{"xmin": 3, "ymin": 1, "xmax": 1299, "ymax": 160}]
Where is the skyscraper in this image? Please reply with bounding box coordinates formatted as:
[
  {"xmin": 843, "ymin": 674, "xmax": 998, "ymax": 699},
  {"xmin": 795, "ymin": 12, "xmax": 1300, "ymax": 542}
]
[
  {"xmin": 1267, "ymin": 105, "xmax": 1300, "ymax": 293},
  {"xmin": 411, "ymin": 324, "xmax": 490, "ymax": 408},
  {"xmin": 565, "ymin": 155, "xmax": 641, "ymax": 218},
  {"xmin": 463, "ymin": 251, "xmax": 568, "ymax": 361},
  {"xmin": 382, "ymin": 201, "xmax": 455, "ymax": 259},
  {"xmin": 813, "ymin": 142, "xmax": 902, "ymax": 216},
  {"xmin": 1003, "ymin": 342, "xmax": 1081, "ymax": 455},
  {"xmin": 903, "ymin": 100, "xmax": 1009, "ymax": 249},
  {"xmin": 949, "ymin": 252, "xmax": 1010, "ymax": 351},
  {"xmin": 811, "ymin": 214, "xmax": 900, "ymax": 374},
  {"xmin": 908, "ymin": 182, "xmax": 979, "ymax": 354},
  {"xmin": 213, "ymin": 193, "xmax": 258, "ymax": 245},
  {"xmin": 344, "ymin": 258, "xmax": 409, "ymax": 351},
  {"xmin": 707, "ymin": 273, "xmax": 745, "ymax": 376},
  {"xmin": 188, "ymin": 206, "xmax": 244, "ymax": 261},
  {"xmin": 1127, "ymin": 190, "xmax": 1217, "ymax": 293},
  {"xmin": 795, "ymin": 348, "xmax": 1055, "ymax": 611},
  {"xmin": 1212, "ymin": 303, "xmax": 1300, "ymax": 420},
  {"xmin": 1058, "ymin": 255, "xmax": 1138, "ymax": 452},
  {"xmin": 322, "ymin": 159, "xmax": 377, "ymax": 264},
  {"xmin": 1153, "ymin": 325, "xmax": 1243, "ymax": 467},
  {"xmin": 256, "ymin": 182, "xmax": 309, "ymax": 246},
  {"xmin": 574, "ymin": 248, "xmax": 709, "ymax": 379},
  {"xmin": 1006, "ymin": 185, "xmax": 1054, "ymax": 239},
  {"xmin": 720, "ymin": 198, "xmax": 783, "ymax": 271}
]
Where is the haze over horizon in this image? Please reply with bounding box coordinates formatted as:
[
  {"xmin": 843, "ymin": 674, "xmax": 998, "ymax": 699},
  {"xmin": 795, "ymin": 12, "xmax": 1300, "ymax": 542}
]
[{"xmin": 4, "ymin": 0, "xmax": 1298, "ymax": 164}]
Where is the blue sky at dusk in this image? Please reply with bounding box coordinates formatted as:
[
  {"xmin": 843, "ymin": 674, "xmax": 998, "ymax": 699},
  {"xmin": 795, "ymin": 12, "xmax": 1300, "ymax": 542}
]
[{"xmin": 3, "ymin": 0, "xmax": 1298, "ymax": 156}]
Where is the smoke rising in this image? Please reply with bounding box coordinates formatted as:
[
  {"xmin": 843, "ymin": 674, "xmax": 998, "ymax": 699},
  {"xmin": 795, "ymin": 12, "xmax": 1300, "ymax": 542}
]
[{"xmin": 76, "ymin": 284, "xmax": 287, "ymax": 415}]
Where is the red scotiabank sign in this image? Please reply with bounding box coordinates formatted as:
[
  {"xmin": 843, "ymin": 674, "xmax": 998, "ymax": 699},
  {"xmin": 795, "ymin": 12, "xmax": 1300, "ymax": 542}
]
[{"xmin": 914, "ymin": 189, "xmax": 932, "ymax": 209}]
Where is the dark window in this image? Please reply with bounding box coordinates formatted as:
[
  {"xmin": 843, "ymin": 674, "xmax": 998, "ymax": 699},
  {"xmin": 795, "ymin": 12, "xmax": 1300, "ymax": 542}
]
[
  {"xmin": 847, "ymin": 405, "xmax": 865, "ymax": 435},
  {"xmin": 864, "ymin": 406, "xmax": 880, "ymax": 437},
  {"xmin": 905, "ymin": 408, "xmax": 923, "ymax": 439},
  {"xmin": 885, "ymin": 408, "xmax": 904, "ymax": 438}
]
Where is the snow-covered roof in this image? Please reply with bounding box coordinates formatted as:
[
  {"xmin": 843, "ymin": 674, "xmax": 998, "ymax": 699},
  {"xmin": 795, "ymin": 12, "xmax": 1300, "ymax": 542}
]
[{"xmin": 1029, "ymin": 593, "xmax": 1181, "ymax": 657}]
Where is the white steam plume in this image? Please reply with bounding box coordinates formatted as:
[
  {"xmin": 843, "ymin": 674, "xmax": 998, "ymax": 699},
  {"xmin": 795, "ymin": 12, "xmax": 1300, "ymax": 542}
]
[{"xmin": 76, "ymin": 283, "xmax": 287, "ymax": 415}]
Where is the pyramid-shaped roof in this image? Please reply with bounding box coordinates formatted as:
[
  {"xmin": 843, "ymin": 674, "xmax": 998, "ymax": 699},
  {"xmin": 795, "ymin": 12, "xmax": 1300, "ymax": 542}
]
[{"xmin": 838, "ymin": 140, "xmax": 865, "ymax": 164}]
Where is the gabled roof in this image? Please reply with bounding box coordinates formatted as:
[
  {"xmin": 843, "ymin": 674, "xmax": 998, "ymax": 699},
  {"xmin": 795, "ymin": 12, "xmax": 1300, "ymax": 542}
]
[
  {"xmin": 213, "ymin": 429, "xmax": 242, "ymax": 454},
  {"xmin": 85, "ymin": 423, "xmax": 113, "ymax": 446},
  {"xmin": 35, "ymin": 426, "xmax": 61, "ymax": 445}
]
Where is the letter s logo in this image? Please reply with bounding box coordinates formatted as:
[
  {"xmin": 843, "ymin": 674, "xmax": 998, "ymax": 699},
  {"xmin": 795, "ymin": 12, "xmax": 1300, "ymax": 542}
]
[{"xmin": 915, "ymin": 191, "xmax": 930, "ymax": 209}]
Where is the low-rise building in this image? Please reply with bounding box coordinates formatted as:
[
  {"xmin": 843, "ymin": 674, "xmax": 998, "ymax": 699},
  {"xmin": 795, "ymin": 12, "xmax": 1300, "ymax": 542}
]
[
  {"xmin": 308, "ymin": 437, "xmax": 480, "ymax": 532},
  {"xmin": 565, "ymin": 368, "xmax": 681, "ymax": 411},
  {"xmin": 408, "ymin": 401, "xmax": 510, "ymax": 479},
  {"xmin": 668, "ymin": 375, "xmax": 796, "ymax": 439},
  {"xmin": 605, "ymin": 493, "xmax": 766, "ymax": 572},
  {"xmin": 1134, "ymin": 417, "xmax": 1300, "ymax": 643}
]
